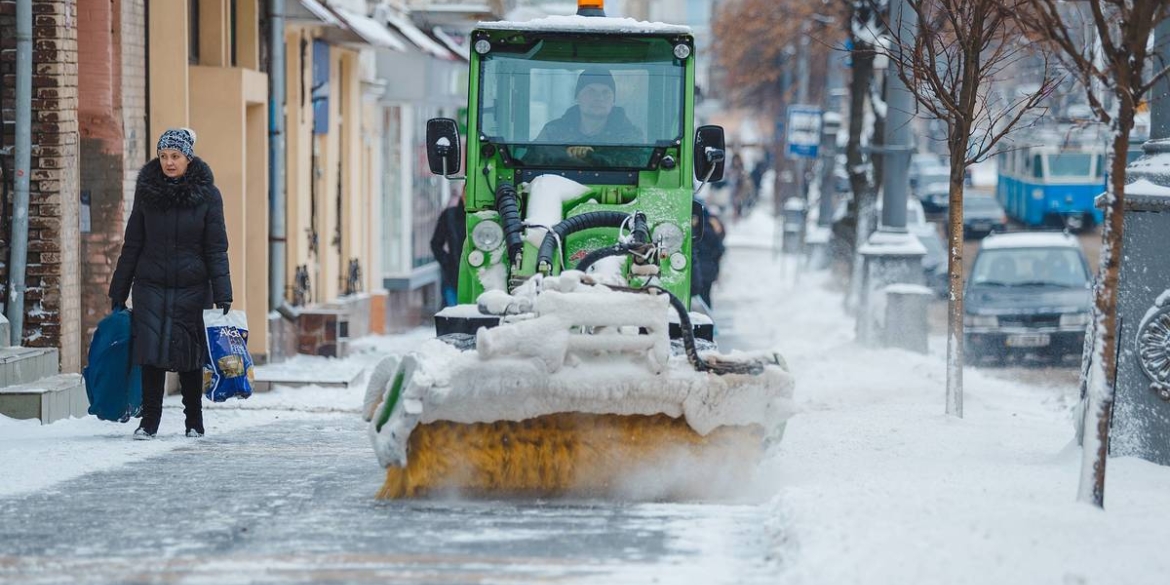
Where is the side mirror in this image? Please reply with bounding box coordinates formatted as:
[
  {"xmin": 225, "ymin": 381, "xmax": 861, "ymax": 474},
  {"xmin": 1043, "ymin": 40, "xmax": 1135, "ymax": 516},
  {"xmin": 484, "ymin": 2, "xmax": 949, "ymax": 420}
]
[
  {"xmin": 426, "ymin": 118, "xmax": 461, "ymax": 176},
  {"xmin": 694, "ymin": 125, "xmax": 726, "ymax": 182}
]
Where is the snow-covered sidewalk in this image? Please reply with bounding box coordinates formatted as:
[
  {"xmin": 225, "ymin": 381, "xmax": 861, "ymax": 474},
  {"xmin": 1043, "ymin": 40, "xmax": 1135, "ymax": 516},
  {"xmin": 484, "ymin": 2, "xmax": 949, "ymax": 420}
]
[
  {"xmin": 717, "ymin": 213, "xmax": 1170, "ymax": 584},
  {"xmin": 0, "ymin": 330, "xmax": 430, "ymax": 498}
]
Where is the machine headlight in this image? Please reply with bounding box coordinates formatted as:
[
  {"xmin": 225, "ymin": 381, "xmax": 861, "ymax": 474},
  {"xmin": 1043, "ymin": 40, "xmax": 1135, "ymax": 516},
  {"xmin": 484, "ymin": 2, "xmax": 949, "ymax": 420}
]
[
  {"xmin": 964, "ymin": 314, "xmax": 998, "ymax": 327},
  {"xmin": 673, "ymin": 43, "xmax": 692, "ymax": 59},
  {"xmin": 1060, "ymin": 312, "xmax": 1091, "ymax": 328},
  {"xmin": 474, "ymin": 39, "xmax": 492, "ymax": 55},
  {"xmin": 471, "ymin": 221, "xmax": 504, "ymax": 251},
  {"xmin": 652, "ymin": 222, "xmax": 685, "ymax": 253},
  {"xmin": 1031, "ymin": 188, "xmax": 1044, "ymax": 201}
]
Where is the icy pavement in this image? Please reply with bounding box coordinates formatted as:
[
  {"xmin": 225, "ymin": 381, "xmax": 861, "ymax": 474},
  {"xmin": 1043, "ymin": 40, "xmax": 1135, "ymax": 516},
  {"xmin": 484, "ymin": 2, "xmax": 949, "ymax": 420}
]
[{"xmin": 0, "ymin": 416, "xmax": 777, "ymax": 585}]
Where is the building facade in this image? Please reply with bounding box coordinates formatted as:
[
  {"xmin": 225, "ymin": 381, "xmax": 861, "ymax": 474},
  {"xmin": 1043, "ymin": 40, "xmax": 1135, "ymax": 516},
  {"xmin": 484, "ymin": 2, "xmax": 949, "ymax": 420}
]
[{"xmin": 0, "ymin": 0, "xmax": 489, "ymax": 379}]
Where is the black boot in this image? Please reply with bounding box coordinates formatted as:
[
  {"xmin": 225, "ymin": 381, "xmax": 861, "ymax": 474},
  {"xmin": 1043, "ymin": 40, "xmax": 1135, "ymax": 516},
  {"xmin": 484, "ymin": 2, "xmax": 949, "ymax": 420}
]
[
  {"xmin": 137, "ymin": 366, "xmax": 166, "ymax": 437},
  {"xmin": 179, "ymin": 369, "xmax": 205, "ymax": 436}
]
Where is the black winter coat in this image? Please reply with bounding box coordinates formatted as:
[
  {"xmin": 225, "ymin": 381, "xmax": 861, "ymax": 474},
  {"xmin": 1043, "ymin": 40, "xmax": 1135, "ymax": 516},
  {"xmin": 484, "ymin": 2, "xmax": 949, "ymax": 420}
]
[
  {"xmin": 430, "ymin": 205, "xmax": 466, "ymax": 290},
  {"xmin": 109, "ymin": 157, "xmax": 232, "ymax": 372}
]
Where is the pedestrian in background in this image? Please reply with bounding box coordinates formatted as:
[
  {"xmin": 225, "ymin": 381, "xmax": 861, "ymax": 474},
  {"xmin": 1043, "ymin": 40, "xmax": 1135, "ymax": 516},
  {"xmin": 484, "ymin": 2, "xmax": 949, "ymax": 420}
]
[
  {"xmin": 431, "ymin": 192, "xmax": 466, "ymax": 307},
  {"xmin": 109, "ymin": 128, "xmax": 233, "ymax": 440},
  {"xmin": 729, "ymin": 154, "xmax": 754, "ymax": 220},
  {"xmin": 693, "ymin": 210, "xmax": 727, "ymax": 307}
]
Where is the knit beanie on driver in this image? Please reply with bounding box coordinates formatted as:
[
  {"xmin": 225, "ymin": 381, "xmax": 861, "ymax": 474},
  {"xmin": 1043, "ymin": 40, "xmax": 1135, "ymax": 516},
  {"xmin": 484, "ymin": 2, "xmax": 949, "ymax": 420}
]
[{"xmin": 575, "ymin": 68, "xmax": 616, "ymax": 97}]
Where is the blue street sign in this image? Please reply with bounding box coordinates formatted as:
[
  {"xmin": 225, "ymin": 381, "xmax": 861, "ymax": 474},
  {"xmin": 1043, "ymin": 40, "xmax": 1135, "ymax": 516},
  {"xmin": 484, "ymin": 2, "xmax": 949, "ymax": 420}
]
[{"xmin": 786, "ymin": 105, "xmax": 823, "ymax": 160}]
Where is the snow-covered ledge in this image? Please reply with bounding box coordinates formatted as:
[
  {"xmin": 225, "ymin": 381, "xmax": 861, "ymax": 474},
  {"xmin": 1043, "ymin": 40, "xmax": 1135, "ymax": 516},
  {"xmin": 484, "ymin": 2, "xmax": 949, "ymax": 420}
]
[{"xmin": 857, "ymin": 229, "xmax": 927, "ymax": 347}]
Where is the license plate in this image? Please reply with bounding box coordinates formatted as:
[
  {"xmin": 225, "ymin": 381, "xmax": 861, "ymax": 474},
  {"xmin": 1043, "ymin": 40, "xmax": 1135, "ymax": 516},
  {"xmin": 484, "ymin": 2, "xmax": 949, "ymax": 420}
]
[
  {"xmin": 971, "ymin": 222, "xmax": 991, "ymax": 231},
  {"xmin": 1006, "ymin": 334, "xmax": 1050, "ymax": 348}
]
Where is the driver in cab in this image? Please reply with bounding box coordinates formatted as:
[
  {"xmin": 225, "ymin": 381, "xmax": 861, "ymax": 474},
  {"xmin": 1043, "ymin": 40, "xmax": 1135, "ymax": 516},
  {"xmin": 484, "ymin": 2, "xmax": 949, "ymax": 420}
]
[{"xmin": 531, "ymin": 68, "xmax": 643, "ymax": 164}]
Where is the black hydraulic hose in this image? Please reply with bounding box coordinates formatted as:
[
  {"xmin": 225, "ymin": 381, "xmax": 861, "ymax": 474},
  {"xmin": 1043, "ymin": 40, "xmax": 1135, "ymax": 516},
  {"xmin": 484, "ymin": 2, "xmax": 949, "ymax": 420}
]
[
  {"xmin": 643, "ymin": 285, "xmax": 763, "ymax": 376},
  {"xmin": 494, "ymin": 182, "xmax": 525, "ymax": 264},
  {"xmin": 574, "ymin": 212, "xmax": 649, "ymax": 273},
  {"xmin": 631, "ymin": 212, "xmax": 650, "ymax": 246},
  {"xmin": 575, "ymin": 243, "xmax": 631, "ymax": 273},
  {"xmin": 536, "ymin": 211, "xmax": 631, "ymax": 273}
]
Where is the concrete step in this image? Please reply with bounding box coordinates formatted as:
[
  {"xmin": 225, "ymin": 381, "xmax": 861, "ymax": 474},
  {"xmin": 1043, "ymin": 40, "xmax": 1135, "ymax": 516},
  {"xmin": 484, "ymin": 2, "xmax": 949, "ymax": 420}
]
[
  {"xmin": 0, "ymin": 373, "xmax": 88, "ymax": 424},
  {"xmin": 0, "ymin": 347, "xmax": 60, "ymax": 387}
]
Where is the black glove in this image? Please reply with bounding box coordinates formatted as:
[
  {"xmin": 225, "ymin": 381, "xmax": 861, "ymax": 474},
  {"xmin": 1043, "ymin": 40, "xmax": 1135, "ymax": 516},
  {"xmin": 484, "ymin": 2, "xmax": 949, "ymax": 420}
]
[
  {"xmin": 218, "ymin": 302, "xmax": 231, "ymax": 315},
  {"xmin": 111, "ymin": 300, "xmax": 127, "ymax": 312}
]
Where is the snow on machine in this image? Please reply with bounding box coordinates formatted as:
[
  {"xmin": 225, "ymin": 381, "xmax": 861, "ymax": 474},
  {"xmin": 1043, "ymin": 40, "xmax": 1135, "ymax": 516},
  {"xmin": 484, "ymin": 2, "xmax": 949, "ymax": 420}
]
[{"xmin": 364, "ymin": 1, "xmax": 795, "ymax": 499}]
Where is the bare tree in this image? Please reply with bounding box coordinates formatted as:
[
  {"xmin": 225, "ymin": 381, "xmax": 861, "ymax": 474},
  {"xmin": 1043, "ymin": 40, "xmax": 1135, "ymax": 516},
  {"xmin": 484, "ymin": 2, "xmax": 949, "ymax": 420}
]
[
  {"xmin": 713, "ymin": 0, "xmax": 848, "ymax": 113},
  {"xmin": 877, "ymin": 0, "xmax": 1056, "ymax": 417},
  {"xmin": 714, "ymin": 0, "xmax": 851, "ymax": 215},
  {"xmin": 1012, "ymin": 0, "xmax": 1170, "ymax": 508}
]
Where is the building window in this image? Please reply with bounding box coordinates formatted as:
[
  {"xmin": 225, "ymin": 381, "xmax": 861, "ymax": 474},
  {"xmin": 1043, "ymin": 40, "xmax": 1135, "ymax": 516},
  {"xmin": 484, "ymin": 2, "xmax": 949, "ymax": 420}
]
[
  {"xmin": 189, "ymin": 0, "xmax": 200, "ymax": 65},
  {"xmin": 230, "ymin": 0, "xmax": 238, "ymax": 67}
]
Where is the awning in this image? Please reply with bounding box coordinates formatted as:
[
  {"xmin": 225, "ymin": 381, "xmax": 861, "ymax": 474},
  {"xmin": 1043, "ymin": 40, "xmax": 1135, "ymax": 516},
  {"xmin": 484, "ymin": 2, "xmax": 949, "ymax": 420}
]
[
  {"xmin": 331, "ymin": 5, "xmax": 408, "ymax": 52},
  {"xmin": 384, "ymin": 10, "xmax": 454, "ymax": 59},
  {"xmin": 291, "ymin": 1, "xmax": 407, "ymax": 52},
  {"xmin": 292, "ymin": 0, "xmax": 342, "ymax": 26},
  {"xmin": 431, "ymin": 27, "xmax": 470, "ymax": 62}
]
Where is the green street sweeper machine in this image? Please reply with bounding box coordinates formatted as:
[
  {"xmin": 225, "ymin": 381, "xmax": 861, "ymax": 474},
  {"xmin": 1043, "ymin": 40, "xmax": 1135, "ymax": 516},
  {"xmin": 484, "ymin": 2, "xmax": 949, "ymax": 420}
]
[{"xmin": 364, "ymin": 2, "xmax": 795, "ymax": 499}]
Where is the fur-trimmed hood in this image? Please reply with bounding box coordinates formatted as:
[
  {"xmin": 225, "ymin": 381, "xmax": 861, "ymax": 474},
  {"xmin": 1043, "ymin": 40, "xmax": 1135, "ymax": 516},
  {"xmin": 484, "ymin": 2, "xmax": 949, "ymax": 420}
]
[{"xmin": 136, "ymin": 157, "xmax": 216, "ymax": 210}]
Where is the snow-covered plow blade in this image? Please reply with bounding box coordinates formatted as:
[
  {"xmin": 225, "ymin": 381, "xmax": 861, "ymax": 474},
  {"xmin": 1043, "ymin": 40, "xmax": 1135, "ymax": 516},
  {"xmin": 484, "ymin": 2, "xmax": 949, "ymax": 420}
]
[{"xmin": 364, "ymin": 276, "xmax": 795, "ymax": 500}]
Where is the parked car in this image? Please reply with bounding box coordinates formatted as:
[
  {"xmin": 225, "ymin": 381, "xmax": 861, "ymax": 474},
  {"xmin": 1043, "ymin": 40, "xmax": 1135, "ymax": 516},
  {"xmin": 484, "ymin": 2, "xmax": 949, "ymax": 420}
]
[
  {"xmin": 961, "ymin": 193, "xmax": 1008, "ymax": 239},
  {"xmin": 910, "ymin": 222, "xmax": 948, "ymax": 297},
  {"xmin": 909, "ymin": 154, "xmax": 947, "ymax": 192},
  {"xmin": 963, "ymin": 231, "xmax": 1093, "ymax": 365},
  {"xmin": 917, "ymin": 182, "xmax": 951, "ymax": 214}
]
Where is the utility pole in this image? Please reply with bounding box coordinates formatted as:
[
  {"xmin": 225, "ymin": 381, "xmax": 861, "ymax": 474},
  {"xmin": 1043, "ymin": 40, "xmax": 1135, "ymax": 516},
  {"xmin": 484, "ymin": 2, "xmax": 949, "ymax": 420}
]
[
  {"xmin": 855, "ymin": 0, "xmax": 926, "ymax": 346},
  {"xmin": 6, "ymin": 0, "xmax": 33, "ymax": 345}
]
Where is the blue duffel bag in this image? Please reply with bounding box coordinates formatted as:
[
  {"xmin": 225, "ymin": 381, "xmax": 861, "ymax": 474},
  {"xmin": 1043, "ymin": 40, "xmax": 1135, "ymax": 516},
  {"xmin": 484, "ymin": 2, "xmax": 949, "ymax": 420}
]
[{"xmin": 83, "ymin": 309, "xmax": 142, "ymax": 422}]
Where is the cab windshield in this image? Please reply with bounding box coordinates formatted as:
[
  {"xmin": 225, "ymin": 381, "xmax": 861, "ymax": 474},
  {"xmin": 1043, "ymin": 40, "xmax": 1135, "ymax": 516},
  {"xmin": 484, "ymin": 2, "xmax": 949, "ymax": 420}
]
[
  {"xmin": 478, "ymin": 36, "xmax": 685, "ymax": 169},
  {"xmin": 970, "ymin": 248, "xmax": 1089, "ymax": 288}
]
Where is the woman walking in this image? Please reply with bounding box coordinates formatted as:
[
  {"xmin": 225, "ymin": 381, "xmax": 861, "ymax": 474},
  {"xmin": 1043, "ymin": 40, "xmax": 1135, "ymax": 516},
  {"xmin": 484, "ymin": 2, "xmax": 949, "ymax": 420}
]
[{"xmin": 109, "ymin": 128, "xmax": 232, "ymax": 439}]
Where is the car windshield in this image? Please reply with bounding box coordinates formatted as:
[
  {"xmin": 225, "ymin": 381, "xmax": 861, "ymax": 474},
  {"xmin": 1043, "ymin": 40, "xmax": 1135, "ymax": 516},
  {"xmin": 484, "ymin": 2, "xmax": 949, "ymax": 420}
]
[
  {"xmin": 970, "ymin": 247, "xmax": 1089, "ymax": 288},
  {"xmin": 478, "ymin": 36, "xmax": 684, "ymax": 169}
]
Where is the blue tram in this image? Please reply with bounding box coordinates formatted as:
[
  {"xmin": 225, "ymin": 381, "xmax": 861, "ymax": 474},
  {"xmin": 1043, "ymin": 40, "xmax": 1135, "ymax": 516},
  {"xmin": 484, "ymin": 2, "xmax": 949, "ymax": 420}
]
[{"xmin": 996, "ymin": 145, "xmax": 1105, "ymax": 230}]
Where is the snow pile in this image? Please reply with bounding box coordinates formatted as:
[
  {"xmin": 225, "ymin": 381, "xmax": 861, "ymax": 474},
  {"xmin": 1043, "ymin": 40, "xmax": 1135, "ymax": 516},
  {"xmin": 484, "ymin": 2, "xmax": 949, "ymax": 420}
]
[
  {"xmin": 368, "ymin": 275, "xmax": 795, "ymax": 468},
  {"xmin": 369, "ymin": 337, "xmax": 794, "ymax": 469}
]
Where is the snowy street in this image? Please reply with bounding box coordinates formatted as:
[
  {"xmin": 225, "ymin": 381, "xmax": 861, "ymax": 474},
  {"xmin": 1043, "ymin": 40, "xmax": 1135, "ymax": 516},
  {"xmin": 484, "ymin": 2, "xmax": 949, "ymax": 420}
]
[{"xmin": 3, "ymin": 212, "xmax": 1170, "ymax": 584}]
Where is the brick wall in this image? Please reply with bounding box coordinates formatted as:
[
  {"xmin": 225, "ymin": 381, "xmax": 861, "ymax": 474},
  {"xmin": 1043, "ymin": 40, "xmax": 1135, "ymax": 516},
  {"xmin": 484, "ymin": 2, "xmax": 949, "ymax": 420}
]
[
  {"xmin": 0, "ymin": 0, "xmax": 82, "ymax": 373},
  {"xmin": 78, "ymin": 0, "xmax": 123, "ymax": 361},
  {"xmin": 121, "ymin": 0, "xmax": 145, "ymax": 193}
]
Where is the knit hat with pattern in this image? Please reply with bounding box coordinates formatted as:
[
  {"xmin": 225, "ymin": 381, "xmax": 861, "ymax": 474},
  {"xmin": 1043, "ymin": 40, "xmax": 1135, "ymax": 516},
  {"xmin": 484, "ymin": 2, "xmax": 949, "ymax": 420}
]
[{"xmin": 157, "ymin": 128, "xmax": 197, "ymax": 159}]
